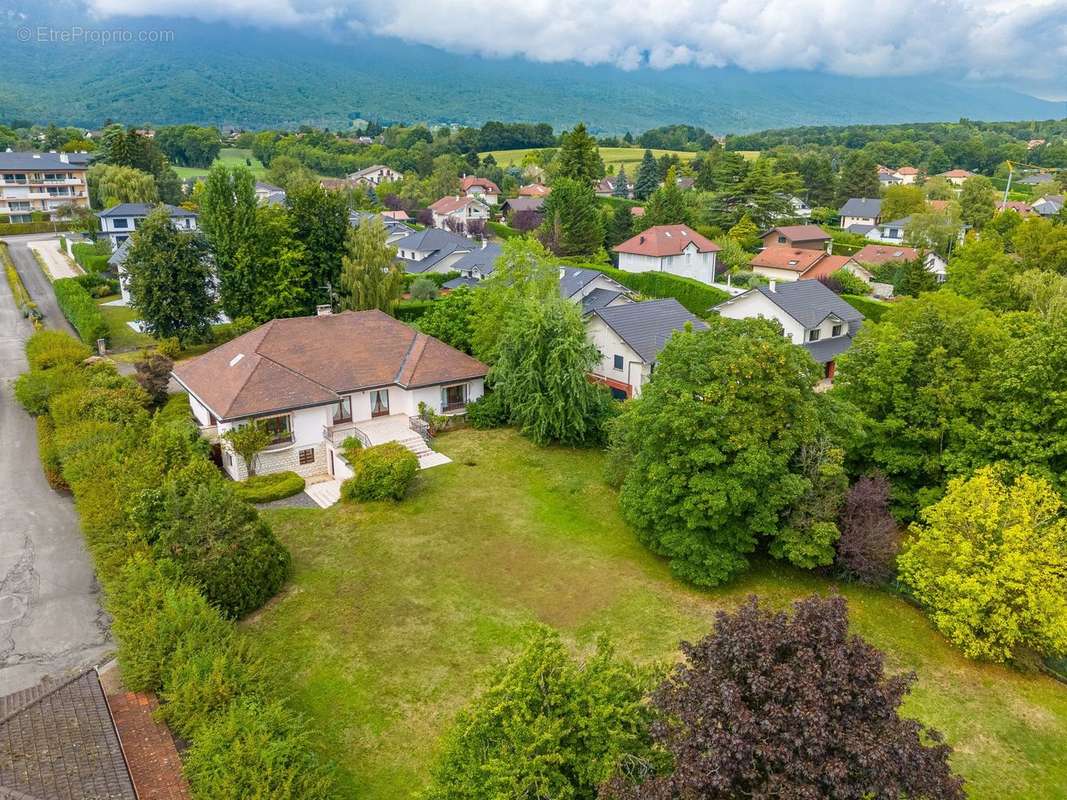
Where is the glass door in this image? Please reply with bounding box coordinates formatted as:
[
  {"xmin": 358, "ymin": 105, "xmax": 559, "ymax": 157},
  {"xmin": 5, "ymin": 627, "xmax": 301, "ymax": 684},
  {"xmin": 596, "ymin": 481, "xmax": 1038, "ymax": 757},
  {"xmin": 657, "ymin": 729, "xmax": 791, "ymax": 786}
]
[{"xmin": 370, "ymin": 389, "xmax": 390, "ymax": 418}]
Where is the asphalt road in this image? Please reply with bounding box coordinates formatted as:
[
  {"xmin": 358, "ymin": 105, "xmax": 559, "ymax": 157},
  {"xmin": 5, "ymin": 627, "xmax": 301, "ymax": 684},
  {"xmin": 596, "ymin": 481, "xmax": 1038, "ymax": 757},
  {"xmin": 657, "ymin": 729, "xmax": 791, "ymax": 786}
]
[
  {"xmin": 0, "ymin": 234, "xmax": 112, "ymax": 695},
  {"xmin": 5, "ymin": 233, "xmax": 77, "ymax": 338}
]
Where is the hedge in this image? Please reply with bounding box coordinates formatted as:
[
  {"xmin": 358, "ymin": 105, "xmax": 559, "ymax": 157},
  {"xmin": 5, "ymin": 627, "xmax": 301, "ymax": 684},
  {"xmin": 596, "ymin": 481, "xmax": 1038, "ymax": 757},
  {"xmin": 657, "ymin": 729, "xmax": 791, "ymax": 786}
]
[
  {"xmin": 0, "ymin": 221, "xmax": 71, "ymax": 235},
  {"xmin": 36, "ymin": 415, "xmax": 67, "ymax": 490},
  {"xmin": 53, "ymin": 277, "xmax": 109, "ymax": 345},
  {"xmin": 3, "ymin": 244, "xmax": 40, "ymax": 321},
  {"xmin": 71, "ymin": 242, "xmax": 112, "ymax": 274},
  {"xmin": 842, "ymin": 294, "xmax": 890, "ymax": 323},
  {"xmin": 234, "ymin": 471, "xmax": 306, "ymax": 504},
  {"xmin": 341, "ymin": 441, "xmax": 419, "ymax": 502},
  {"xmin": 588, "ymin": 264, "xmax": 730, "ymax": 316},
  {"xmin": 26, "ymin": 329, "xmax": 90, "ymax": 370},
  {"xmin": 395, "ymin": 299, "xmax": 436, "ymax": 322},
  {"xmin": 487, "ymin": 221, "xmax": 522, "ymax": 239}
]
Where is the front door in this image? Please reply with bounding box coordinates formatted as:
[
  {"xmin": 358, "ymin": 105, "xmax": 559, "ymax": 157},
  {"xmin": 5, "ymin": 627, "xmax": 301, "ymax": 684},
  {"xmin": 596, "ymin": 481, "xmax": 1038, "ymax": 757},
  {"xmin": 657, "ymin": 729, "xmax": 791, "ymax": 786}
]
[{"xmin": 370, "ymin": 389, "xmax": 390, "ymax": 418}]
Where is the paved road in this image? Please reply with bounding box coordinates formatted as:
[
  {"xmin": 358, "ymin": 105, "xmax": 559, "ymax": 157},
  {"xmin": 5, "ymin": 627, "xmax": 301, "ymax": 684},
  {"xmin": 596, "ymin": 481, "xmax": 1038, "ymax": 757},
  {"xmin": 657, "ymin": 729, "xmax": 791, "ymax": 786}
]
[
  {"xmin": 0, "ymin": 234, "xmax": 111, "ymax": 695},
  {"xmin": 4, "ymin": 234, "xmax": 76, "ymax": 339}
]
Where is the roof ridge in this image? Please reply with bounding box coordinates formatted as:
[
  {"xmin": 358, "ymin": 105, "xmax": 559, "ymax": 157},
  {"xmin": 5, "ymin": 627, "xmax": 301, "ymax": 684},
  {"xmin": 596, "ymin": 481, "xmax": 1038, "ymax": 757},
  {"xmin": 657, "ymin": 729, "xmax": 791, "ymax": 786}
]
[
  {"xmin": 395, "ymin": 330, "xmax": 429, "ymax": 386},
  {"xmin": 0, "ymin": 669, "xmax": 97, "ymax": 730}
]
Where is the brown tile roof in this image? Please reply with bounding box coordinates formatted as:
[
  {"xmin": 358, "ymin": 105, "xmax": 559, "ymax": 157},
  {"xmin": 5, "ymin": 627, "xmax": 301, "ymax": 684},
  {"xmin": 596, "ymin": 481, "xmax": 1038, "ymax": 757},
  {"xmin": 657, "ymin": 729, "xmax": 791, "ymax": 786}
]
[
  {"xmin": 895, "ymin": 166, "xmax": 920, "ymax": 175},
  {"xmin": 762, "ymin": 225, "xmax": 832, "ymax": 243},
  {"xmin": 518, "ymin": 183, "xmax": 550, "ymax": 196},
  {"xmin": 381, "ymin": 209, "xmax": 411, "ymax": 221},
  {"xmin": 750, "ymin": 246, "xmax": 827, "ymax": 274},
  {"xmin": 319, "ymin": 177, "xmax": 355, "ymax": 191},
  {"xmin": 460, "ymin": 176, "xmax": 500, "ymax": 194},
  {"xmin": 0, "ymin": 671, "xmax": 136, "ymax": 800},
  {"xmin": 106, "ymin": 693, "xmax": 190, "ymax": 800},
  {"xmin": 800, "ymin": 254, "xmax": 858, "ymax": 281},
  {"xmin": 613, "ymin": 224, "xmax": 720, "ymax": 257},
  {"xmin": 173, "ymin": 310, "xmax": 488, "ymax": 420},
  {"xmin": 927, "ymin": 200, "xmax": 953, "ymax": 212},
  {"xmin": 429, "ymin": 195, "xmax": 482, "ymax": 214},
  {"xmin": 997, "ymin": 200, "xmax": 1034, "ymax": 215},
  {"xmin": 852, "ymin": 244, "xmax": 919, "ymax": 264},
  {"xmin": 938, "ymin": 169, "xmax": 976, "ymax": 178},
  {"xmin": 630, "ymin": 206, "xmax": 645, "ymax": 216}
]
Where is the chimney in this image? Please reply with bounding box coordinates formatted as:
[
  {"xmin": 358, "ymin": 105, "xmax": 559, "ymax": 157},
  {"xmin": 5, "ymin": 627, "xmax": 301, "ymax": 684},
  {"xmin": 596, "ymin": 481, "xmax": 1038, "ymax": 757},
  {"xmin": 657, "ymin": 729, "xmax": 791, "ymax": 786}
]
[
  {"xmin": 316, "ymin": 304, "xmax": 333, "ymax": 317},
  {"xmin": 59, "ymin": 153, "xmax": 69, "ymax": 164},
  {"xmin": 769, "ymin": 280, "xmax": 777, "ymax": 293},
  {"xmin": 827, "ymin": 239, "xmax": 833, "ymax": 255},
  {"xmin": 559, "ymin": 266, "xmax": 566, "ymax": 280},
  {"xmin": 639, "ymin": 235, "xmax": 645, "ymax": 244}
]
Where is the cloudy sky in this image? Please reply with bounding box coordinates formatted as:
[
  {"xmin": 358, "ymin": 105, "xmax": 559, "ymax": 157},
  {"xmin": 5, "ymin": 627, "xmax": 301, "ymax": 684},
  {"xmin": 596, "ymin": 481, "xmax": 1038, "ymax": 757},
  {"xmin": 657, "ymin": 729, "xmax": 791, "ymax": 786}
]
[{"xmin": 80, "ymin": 0, "xmax": 1067, "ymax": 98}]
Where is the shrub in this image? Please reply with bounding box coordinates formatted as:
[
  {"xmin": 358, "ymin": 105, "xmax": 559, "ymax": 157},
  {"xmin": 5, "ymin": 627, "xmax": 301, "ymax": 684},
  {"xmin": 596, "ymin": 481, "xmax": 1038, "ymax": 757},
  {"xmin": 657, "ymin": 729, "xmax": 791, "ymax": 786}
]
[
  {"xmin": 394, "ymin": 298, "xmax": 435, "ymax": 322},
  {"xmin": 465, "ymin": 390, "xmax": 509, "ymax": 429},
  {"xmin": 36, "ymin": 415, "xmax": 67, "ymax": 490},
  {"xmin": 234, "ymin": 471, "xmax": 306, "ymax": 504},
  {"xmin": 133, "ymin": 352, "xmax": 174, "ymax": 405},
  {"xmin": 70, "ymin": 240, "xmax": 112, "ymax": 273},
  {"xmin": 25, "ymin": 330, "xmax": 90, "ymax": 370},
  {"xmin": 182, "ymin": 698, "xmax": 336, "ymax": 799},
  {"xmin": 211, "ymin": 316, "xmax": 256, "ymax": 344},
  {"xmin": 409, "ymin": 276, "xmax": 438, "ymax": 300},
  {"xmin": 53, "ymin": 277, "xmax": 109, "ymax": 345},
  {"xmin": 575, "ymin": 263, "xmax": 728, "ymax": 316},
  {"xmin": 156, "ymin": 337, "xmax": 182, "ymax": 359},
  {"xmin": 341, "ymin": 442, "xmax": 418, "ymax": 502},
  {"xmin": 339, "ymin": 435, "xmax": 363, "ymax": 465},
  {"xmin": 836, "ymin": 474, "xmax": 900, "ymax": 584},
  {"xmin": 15, "ymin": 364, "xmax": 88, "ymax": 416},
  {"xmin": 841, "ymin": 294, "xmax": 888, "ymax": 322},
  {"xmin": 161, "ymin": 637, "xmax": 268, "ymax": 740},
  {"xmin": 50, "ymin": 384, "xmax": 151, "ymax": 428},
  {"xmin": 74, "ymin": 271, "xmax": 119, "ymax": 297}
]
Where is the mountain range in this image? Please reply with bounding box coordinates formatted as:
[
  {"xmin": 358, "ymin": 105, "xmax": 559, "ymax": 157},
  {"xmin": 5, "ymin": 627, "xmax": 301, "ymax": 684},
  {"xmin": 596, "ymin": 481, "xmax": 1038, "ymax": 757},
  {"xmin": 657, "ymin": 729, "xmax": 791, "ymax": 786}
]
[{"xmin": 1, "ymin": 13, "xmax": 1063, "ymax": 134}]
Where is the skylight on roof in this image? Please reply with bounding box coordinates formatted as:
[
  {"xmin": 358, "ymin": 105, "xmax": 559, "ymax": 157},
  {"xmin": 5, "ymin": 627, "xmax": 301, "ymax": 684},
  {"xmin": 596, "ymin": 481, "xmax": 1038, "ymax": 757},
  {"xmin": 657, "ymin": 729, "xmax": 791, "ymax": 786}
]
[
  {"xmin": 664, "ymin": 231, "xmax": 671, "ymax": 237},
  {"xmin": 229, "ymin": 354, "xmax": 244, "ymax": 367}
]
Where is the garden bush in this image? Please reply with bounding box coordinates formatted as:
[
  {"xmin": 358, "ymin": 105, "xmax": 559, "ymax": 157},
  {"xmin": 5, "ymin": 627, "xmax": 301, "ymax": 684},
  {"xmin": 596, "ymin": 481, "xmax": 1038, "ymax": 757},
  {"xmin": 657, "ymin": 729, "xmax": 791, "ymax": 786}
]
[
  {"xmin": 465, "ymin": 390, "xmax": 509, "ymax": 429},
  {"xmin": 183, "ymin": 698, "xmax": 337, "ymax": 799},
  {"xmin": 53, "ymin": 277, "xmax": 109, "ymax": 344},
  {"xmin": 842, "ymin": 294, "xmax": 889, "ymax": 322},
  {"xmin": 36, "ymin": 415, "xmax": 67, "ymax": 490},
  {"xmin": 580, "ymin": 263, "xmax": 729, "ymax": 316},
  {"xmin": 341, "ymin": 441, "xmax": 419, "ymax": 502},
  {"xmin": 15, "ymin": 364, "xmax": 88, "ymax": 416},
  {"xmin": 74, "ymin": 272, "xmax": 119, "ymax": 297},
  {"xmin": 394, "ymin": 299, "xmax": 436, "ymax": 322},
  {"xmin": 25, "ymin": 329, "xmax": 90, "ymax": 370},
  {"xmin": 828, "ymin": 268, "xmax": 872, "ymax": 295},
  {"xmin": 234, "ymin": 471, "xmax": 306, "ymax": 503},
  {"xmin": 70, "ymin": 241, "xmax": 112, "ymax": 273}
]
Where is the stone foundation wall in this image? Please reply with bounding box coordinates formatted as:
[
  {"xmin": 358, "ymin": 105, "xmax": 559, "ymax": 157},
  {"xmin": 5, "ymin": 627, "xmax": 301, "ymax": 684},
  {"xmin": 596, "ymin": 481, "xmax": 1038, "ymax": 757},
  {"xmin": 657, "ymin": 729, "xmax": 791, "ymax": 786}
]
[{"xmin": 224, "ymin": 443, "xmax": 327, "ymax": 481}]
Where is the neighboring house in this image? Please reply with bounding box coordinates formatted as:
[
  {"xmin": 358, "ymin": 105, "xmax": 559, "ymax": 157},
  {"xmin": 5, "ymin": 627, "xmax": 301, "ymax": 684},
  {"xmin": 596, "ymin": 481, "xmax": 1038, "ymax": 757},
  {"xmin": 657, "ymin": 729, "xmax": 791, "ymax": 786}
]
[
  {"xmin": 789, "ymin": 196, "xmax": 813, "ymax": 219},
  {"xmin": 927, "ymin": 199, "xmax": 954, "ymax": 213},
  {"xmin": 630, "ymin": 206, "xmax": 645, "ymax": 218},
  {"xmin": 394, "ymin": 228, "xmax": 476, "ymax": 274},
  {"xmin": 938, "ymin": 169, "xmax": 976, "ymax": 186},
  {"xmin": 676, "ymin": 176, "xmax": 696, "ymax": 191},
  {"xmin": 866, "ymin": 216, "xmax": 909, "ymax": 243},
  {"xmin": 349, "ymin": 210, "xmax": 416, "ymax": 243},
  {"xmin": 518, "ymin": 183, "xmax": 550, "ymax": 197},
  {"xmin": 613, "ymin": 224, "xmax": 720, "ymax": 285},
  {"xmin": 172, "ymin": 310, "xmax": 488, "ymax": 481},
  {"xmin": 428, "ymin": 195, "xmax": 490, "ymax": 232},
  {"xmin": 852, "ymin": 243, "xmax": 919, "ymax": 267},
  {"xmin": 759, "ymin": 224, "xmax": 832, "ymax": 251},
  {"xmin": 1028, "ymin": 139, "xmax": 1047, "ymax": 150},
  {"xmin": 320, "ymin": 177, "xmax": 357, "ymax": 191},
  {"xmin": 714, "ymin": 280, "xmax": 864, "ymax": 380},
  {"xmin": 925, "ymin": 252, "xmax": 948, "ymax": 283},
  {"xmin": 749, "ymin": 247, "xmax": 870, "ymax": 284},
  {"xmin": 442, "ymin": 242, "xmax": 503, "ymax": 287},
  {"xmin": 558, "ymin": 266, "xmax": 634, "ymax": 315},
  {"xmin": 254, "ymin": 181, "xmax": 286, "ymax": 206},
  {"xmin": 1032, "ymin": 195, "xmax": 1064, "ymax": 217},
  {"xmin": 878, "ymin": 168, "xmax": 903, "ymax": 187},
  {"xmin": 347, "ymin": 164, "xmax": 403, "ymax": 186},
  {"xmin": 0, "ymin": 150, "xmax": 91, "ymax": 222},
  {"xmin": 460, "ymin": 175, "xmax": 500, "ymax": 204},
  {"xmin": 838, "ymin": 198, "xmax": 882, "ymax": 230},
  {"xmin": 500, "ymin": 196, "xmax": 545, "ymax": 216},
  {"xmin": 894, "ymin": 166, "xmax": 921, "ymax": 184},
  {"xmin": 1018, "ymin": 173, "xmax": 1055, "ymax": 186},
  {"xmin": 381, "ymin": 209, "xmax": 412, "ymax": 221},
  {"xmin": 595, "ymin": 176, "xmax": 632, "ymax": 197},
  {"xmin": 97, "ymin": 202, "xmax": 198, "ymax": 247},
  {"xmin": 586, "ymin": 298, "xmax": 707, "ymax": 399},
  {"xmin": 997, "ymin": 200, "xmax": 1034, "ymax": 216}
]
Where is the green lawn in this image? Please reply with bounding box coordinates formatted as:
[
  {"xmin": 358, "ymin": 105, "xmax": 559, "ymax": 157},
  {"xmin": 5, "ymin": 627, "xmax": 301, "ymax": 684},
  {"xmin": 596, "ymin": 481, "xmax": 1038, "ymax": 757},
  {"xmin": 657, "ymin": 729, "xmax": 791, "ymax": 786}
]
[
  {"xmin": 245, "ymin": 429, "xmax": 1067, "ymax": 800},
  {"xmin": 482, "ymin": 146, "xmax": 699, "ymax": 170},
  {"xmin": 172, "ymin": 147, "xmax": 266, "ymax": 180},
  {"xmin": 97, "ymin": 298, "xmax": 155, "ymax": 352}
]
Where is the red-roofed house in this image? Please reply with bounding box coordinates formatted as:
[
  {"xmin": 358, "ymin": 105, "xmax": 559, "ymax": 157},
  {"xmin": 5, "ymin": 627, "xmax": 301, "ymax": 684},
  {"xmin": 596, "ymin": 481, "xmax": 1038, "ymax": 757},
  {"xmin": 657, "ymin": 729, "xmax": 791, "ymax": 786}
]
[
  {"xmin": 518, "ymin": 183, "xmax": 550, "ymax": 197},
  {"xmin": 429, "ymin": 195, "xmax": 490, "ymax": 232},
  {"xmin": 460, "ymin": 175, "xmax": 500, "ymax": 204},
  {"xmin": 852, "ymin": 244, "xmax": 919, "ymax": 266},
  {"xmin": 172, "ymin": 310, "xmax": 488, "ymax": 490},
  {"xmin": 938, "ymin": 169, "xmax": 977, "ymax": 186},
  {"xmin": 613, "ymin": 224, "xmax": 721, "ymax": 285},
  {"xmin": 760, "ymin": 225, "xmax": 832, "ymax": 252},
  {"xmin": 750, "ymin": 247, "xmax": 871, "ymax": 284},
  {"xmin": 894, "ymin": 166, "xmax": 921, "ymax": 184}
]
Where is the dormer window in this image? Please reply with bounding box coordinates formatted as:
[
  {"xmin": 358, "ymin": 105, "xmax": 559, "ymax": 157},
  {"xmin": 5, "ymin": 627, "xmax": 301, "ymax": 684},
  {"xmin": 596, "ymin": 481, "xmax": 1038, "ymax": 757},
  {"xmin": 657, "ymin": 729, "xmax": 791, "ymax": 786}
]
[
  {"xmin": 808, "ymin": 329, "xmax": 821, "ymax": 342},
  {"xmin": 832, "ymin": 324, "xmax": 843, "ymax": 337}
]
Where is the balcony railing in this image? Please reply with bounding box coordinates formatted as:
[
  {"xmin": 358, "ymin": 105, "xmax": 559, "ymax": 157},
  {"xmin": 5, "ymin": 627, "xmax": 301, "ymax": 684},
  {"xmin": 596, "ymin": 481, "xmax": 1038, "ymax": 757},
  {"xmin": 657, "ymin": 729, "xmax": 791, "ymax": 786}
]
[
  {"xmin": 408, "ymin": 415, "xmax": 431, "ymax": 443},
  {"xmin": 441, "ymin": 401, "xmax": 468, "ymax": 413},
  {"xmin": 323, "ymin": 422, "xmax": 369, "ymax": 448}
]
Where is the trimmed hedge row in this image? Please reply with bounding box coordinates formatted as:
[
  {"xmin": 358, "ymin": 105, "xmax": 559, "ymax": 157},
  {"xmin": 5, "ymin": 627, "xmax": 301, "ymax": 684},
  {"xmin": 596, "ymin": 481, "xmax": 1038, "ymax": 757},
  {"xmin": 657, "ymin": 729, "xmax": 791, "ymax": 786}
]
[
  {"xmin": 590, "ymin": 264, "xmax": 730, "ymax": 316},
  {"xmin": 234, "ymin": 471, "xmax": 306, "ymax": 504},
  {"xmin": 0, "ymin": 221, "xmax": 72, "ymax": 235},
  {"xmin": 53, "ymin": 278, "xmax": 109, "ymax": 345},
  {"xmin": 842, "ymin": 294, "xmax": 890, "ymax": 323},
  {"xmin": 36, "ymin": 414, "xmax": 67, "ymax": 490},
  {"xmin": 15, "ymin": 329, "xmax": 335, "ymax": 798},
  {"xmin": 71, "ymin": 242, "xmax": 111, "ymax": 274},
  {"xmin": 395, "ymin": 299, "xmax": 435, "ymax": 322},
  {"xmin": 2, "ymin": 243, "xmax": 41, "ymax": 321}
]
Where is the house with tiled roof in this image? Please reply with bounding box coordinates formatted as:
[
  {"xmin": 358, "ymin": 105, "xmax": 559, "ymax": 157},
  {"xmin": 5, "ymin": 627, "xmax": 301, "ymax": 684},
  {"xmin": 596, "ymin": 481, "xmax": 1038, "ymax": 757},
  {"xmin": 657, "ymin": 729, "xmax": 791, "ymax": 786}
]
[
  {"xmin": 97, "ymin": 203, "xmax": 198, "ymax": 247},
  {"xmin": 894, "ymin": 166, "xmax": 921, "ymax": 184},
  {"xmin": 518, "ymin": 183, "xmax": 550, "ymax": 197},
  {"xmin": 429, "ymin": 195, "xmax": 490, "ymax": 232},
  {"xmin": 613, "ymin": 224, "xmax": 720, "ymax": 285},
  {"xmin": 349, "ymin": 210, "xmax": 416, "ymax": 244},
  {"xmin": 852, "ymin": 244, "xmax": 919, "ymax": 266},
  {"xmin": 346, "ymin": 164, "xmax": 403, "ymax": 186},
  {"xmin": 749, "ymin": 247, "xmax": 871, "ymax": 285},
  {"xmin": 393, "ymin": 228, "xmax": 476, "ymax": 274},
  {"xmin": 715, "ymin": 280, "xmax": 865, "ymax": 381},
  {"xmin": 586, "ymin": 298, "xmax": 707, "ymax": 399},
  {"xmin": 838, "ymin": 198, "xmax": 883, "ymax": 231},
  {"xmin": 460, "ymin": 175, "xmax": 500, "ymax": 204},
  {"xmin": 1032, "ymin": 195, "xmax": 1064, "ymax": 217},
  {"xmin": 441, "ymin": 242, "xmax": 504, "ymax": 288},
  {"xmin": 759, "ymin": 224, "xmax": 831, "ymax": 251},
  {"xmin": 558, "ymin": 266, "xmax": 634, "ymax": 316},
  {"xmin": 173, "ymin": 310, "xmax": 488, "ymax": 485},
  {"xmin": 937, "ymin": 169, "xmax": 977, "ymax": 186}
]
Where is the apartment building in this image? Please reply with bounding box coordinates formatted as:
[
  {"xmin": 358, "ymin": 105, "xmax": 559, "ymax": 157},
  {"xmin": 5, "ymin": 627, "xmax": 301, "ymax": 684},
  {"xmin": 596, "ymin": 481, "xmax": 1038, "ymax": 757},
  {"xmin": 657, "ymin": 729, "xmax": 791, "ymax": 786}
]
[{"xmin": 0, "ymin": 151, "xmax": 91, "ymax": 223}]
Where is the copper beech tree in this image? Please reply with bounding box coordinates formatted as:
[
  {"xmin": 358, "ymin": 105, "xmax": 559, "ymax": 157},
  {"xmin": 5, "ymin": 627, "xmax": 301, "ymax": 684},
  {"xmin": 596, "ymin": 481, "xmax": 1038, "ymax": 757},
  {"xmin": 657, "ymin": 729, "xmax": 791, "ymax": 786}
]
[{"xmin": 603, "ymin": 595, "xmax": 964, "ymax": 800}]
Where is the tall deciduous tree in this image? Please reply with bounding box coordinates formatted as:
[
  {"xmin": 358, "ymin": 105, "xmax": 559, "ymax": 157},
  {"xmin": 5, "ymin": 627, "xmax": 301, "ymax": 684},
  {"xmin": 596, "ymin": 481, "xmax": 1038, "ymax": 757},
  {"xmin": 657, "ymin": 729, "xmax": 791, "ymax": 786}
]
[
  {"xmin": 603, "ymin": 596, "xmax": 964, "ymax": 800},
  {"xmin": 836, "ymin": 473, "xmax": 900, "ymax": 584},
  {"xmin": 199, "ymin": 164, "xmax": 258, "ymax": 318},
  {"xmin": 880, "ymin": 184, "xmax": 927, "ymax": 221},
  {"xmin": 608, "ymin": 318, "xmax": 828, "ymax": 586},
  {"xmin": 554, "ymin": 122, "xmax": 604, "ymax": 184},
  {"xmin": 123, "ymin": 208, "xmax": 215, "ymax": 344},
  {"xmin": 538, "ymin": 177, "xmax": 604, "ymax": 258},
  {"xmin": 249, "ymin": 204, "xmax": 309, "ymax": 321},
  {"xmin": 286, "ymin": 181, "xmax": 351, "ymax": 307},
  {"xmin": 339, "ymin": 217, "xmax": 404, "ymax": 313},
  {"xmin": 899, "ymin": 468, "xmax": 1067, "ymax": 662},
  {"xmin": 88, "ymin": 164, "xmax": 158, "ymax": 207},
  {"xmin": 959, "ymin": 175, "xmax": 996, "ymax": 230},
  {"xmin": 425, "ymin": 626, "xmax": 658, "ymax": 800}
]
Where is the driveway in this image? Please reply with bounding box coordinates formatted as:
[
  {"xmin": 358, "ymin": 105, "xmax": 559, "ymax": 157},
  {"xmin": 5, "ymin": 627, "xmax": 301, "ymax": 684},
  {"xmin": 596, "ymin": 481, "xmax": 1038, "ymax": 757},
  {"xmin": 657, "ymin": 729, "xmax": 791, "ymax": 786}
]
[
  {"xmin": 28, "ymin": 238, "xmax": 83, "ymax": 280},
  {"xmin": 4, "ymin": 234, "xmax": 76, "ymax": 338},
  {"xmin": 0, "ymin": 235, "xmax": 111, "ymax": 695}
]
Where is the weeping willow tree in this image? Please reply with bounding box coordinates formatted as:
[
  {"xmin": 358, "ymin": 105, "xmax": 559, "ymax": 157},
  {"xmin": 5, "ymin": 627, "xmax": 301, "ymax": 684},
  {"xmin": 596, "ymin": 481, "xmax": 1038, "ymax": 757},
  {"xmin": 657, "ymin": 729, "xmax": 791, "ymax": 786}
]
[{"xmin": 339, "ymin": 217, "xmax": 404, "ymax": 313}]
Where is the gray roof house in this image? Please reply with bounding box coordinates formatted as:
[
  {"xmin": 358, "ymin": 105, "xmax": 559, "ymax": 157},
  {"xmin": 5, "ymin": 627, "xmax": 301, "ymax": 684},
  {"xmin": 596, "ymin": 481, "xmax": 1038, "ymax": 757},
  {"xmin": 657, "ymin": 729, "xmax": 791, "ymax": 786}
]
[
  {"xmin": 838, "ymin": 198, "xmax": 883, "ymax": 228},
  {"xmin": 715, "ymin": 280, "xmax": 864, "ymax": 377},
  {"xmin": 349, "ymin": 210, "xmax": 416, "ymax": 243},
  {"xmin": 393, "ymin": 228, "xmax": 476, "ymax": 274},
  {"xmin": 558, "ymin": 267, "xmax": 634, "ymax": 315},
  {"xmin": 441, "ymin": 243, "xmax": 503, "ymax": 289},
  {"xmin": 1032, "ymin": 195, "xmax": 1064, "ymax": 217},
  {"xmin": 586, "ymin": 298, "xmax": 706, "ymax": 398},
  {"xmin": 0, "ymin": 150, "xmax": 92, "ymax": 169}
]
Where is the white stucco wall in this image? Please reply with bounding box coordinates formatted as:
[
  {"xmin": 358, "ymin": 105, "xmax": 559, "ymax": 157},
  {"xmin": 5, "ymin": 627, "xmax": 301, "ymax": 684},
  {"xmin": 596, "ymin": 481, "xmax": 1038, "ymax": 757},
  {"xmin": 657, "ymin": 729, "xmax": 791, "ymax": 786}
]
[
  {"xmin": 585, "ymin": 316, "xmax": 651, "ymax": 397},
  {"xmin": 617, "ymin": 243, "xmax": 716, "ymax": 285},
  {"xmin": 716, "ymin": 290, "xmax": 852, "ymax": 346},
  {"xmin": 751, "ymin": 265, "xmax": 803, "ymax": 283}
]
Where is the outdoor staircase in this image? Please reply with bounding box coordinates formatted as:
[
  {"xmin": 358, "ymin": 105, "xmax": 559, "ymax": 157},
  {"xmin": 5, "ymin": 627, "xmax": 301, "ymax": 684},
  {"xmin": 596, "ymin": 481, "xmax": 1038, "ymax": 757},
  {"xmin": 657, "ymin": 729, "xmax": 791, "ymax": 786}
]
[{"xmin": 397, "ymin": 434, "xmax": 452, "ymax": 469}]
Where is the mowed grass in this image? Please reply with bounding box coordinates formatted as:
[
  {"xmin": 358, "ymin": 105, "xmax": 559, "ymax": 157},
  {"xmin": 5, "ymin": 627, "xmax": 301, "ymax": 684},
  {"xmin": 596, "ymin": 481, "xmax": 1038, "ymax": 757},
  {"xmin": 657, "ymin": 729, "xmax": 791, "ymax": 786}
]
[
  {"xmin": 482, "ymin": 146, "xmax": 699, "ymax": 170},
  {"xmin": 171, "ymin": 147, "xmax": 266, "ymax": 180},
  {"xmin": 245, "ymin": 428, "xmax": 1067, "ymax": 800},
  {"xmin": 97, "ymin": 298, "xmax": 155, "ymax": 352}
]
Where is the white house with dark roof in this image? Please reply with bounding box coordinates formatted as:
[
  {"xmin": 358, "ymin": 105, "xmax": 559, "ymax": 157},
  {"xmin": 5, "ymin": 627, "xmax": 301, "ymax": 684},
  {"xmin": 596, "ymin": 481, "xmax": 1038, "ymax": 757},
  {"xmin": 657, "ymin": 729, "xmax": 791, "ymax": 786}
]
[
  {"xmin": 585, "ymin": 298, "xmax": 706, "ymax": 399},
  {"xmin": 558, "ymin": 266, "xmax": 634, "ymax": 315},
  {"xmin": 441, "ymin": 242, "xmax": 503, "ymax": 289},
  {"xmin": 393, "ymin": 228, "xmax": 476, "ymax": 274},
  {"xmin": 838, "ymin": 198, "xmax": 883, "ymax": 231},
  {"xmin": 96, "ymin": 203, "xmax": 198, "ymax": 247},
  {"xmin": 349, "ymin": 210, "xmax": 416, "ymax": 244},
  {"xmin": 613, "ymin": 224, "xmax": 720, "ymax": 285},
  {"xmin": 714, "ymin": 280, "xmax": 864, "ymax": 381}
]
